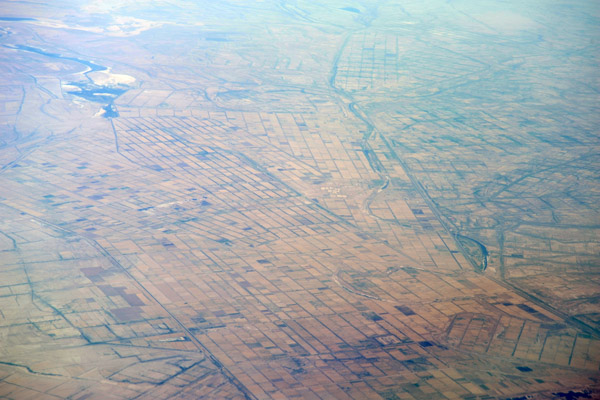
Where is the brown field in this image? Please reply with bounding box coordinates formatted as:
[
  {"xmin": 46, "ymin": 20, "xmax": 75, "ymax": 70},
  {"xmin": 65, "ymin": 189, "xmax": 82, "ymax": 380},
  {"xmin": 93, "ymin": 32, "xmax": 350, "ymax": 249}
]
[{"xmin": 0, "ymin": 0, "xmax": 598, "ymax": 399}]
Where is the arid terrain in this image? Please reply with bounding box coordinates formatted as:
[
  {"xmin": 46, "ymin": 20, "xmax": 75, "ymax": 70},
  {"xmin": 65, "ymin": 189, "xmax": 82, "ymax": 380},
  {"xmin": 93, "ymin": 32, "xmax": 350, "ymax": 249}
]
[{"xmin": 0, "ymin": 1, "xmax": 598, "ymax": 399}]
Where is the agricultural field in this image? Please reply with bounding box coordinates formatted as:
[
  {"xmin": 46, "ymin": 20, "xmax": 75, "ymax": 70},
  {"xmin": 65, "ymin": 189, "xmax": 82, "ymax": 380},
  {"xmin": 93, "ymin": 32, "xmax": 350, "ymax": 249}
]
[{"xmin": 0, "ymin": 0, "xmax": 598, "ymax": 398}]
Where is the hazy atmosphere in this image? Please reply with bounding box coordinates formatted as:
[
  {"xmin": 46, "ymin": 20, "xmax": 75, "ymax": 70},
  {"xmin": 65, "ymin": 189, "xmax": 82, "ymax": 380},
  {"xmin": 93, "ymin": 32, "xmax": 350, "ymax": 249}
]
[{"xmin": 0, "ymin": 0, "xmax": 599, "ymax": 398}]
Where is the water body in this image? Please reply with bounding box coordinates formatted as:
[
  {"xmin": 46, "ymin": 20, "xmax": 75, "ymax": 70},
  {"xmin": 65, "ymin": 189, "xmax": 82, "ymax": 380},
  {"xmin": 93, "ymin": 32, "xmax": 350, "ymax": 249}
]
[
  {"xmin": 8, "ymin": 44, "xmax": 125, "ymax": 118},
  {"xmin": 66, "ymin": 82, "xmax": 127, "ymax": 103},
  {"xmin": 455, "ymin": 234, "xmax": 488, "ymax": 272},
  {"xmin": 8, "ymin": 44, "xmax": 107, "ymax": 73},
  {"xmin": 102, "ymin": 104, "xmax": 119, "ymax": 118},
  {"xmin": 66, "ymin": 83, "xmax": 126, "ymax": 118}
]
